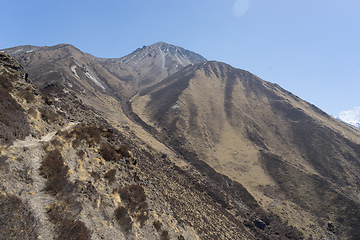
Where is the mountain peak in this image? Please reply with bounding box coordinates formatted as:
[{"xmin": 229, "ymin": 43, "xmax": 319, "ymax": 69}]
[
  {"xmin": 337, "ymin": 106, "xmax": 360, "ymax": 128},
  {"xmin": 96, "ymin": 42, "xmax": 207, "ymax": 90},
  {"xmin": 151, "ymin": 41, "xmax": 207, "ymax": 62}
]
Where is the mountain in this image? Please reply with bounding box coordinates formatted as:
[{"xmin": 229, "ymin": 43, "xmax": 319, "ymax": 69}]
[
  {"xmin": 4, "ymin": 42, "xmax": 206, "ymax": 97},
  {"xmin": 0, "ymin": 51, "xmax": 208, "ymax": 240},
  {"xmin": 2, "ymin": 42, "xmax": 207, "ymax": 126},
  {"xmin": 97, "ymin": 41, "xmax": 207, "ymax": 91},
  {"xmin": 1, "ymin": 43, "xmax": 360, "ymax": 239},
  {"xmin": 337, "ymin": 106, "xmax": 360, "ymax": 128},
  {"xmin": 3, "ymin": 43, "xmax": 129, "ymax": 95},
  {"xmin": 130, "ymin": 61, "xmax": 360, "ymax": 239}
]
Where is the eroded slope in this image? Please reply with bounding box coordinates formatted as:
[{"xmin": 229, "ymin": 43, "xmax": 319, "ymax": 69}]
[{"xmin": 131, "ymin": 61, "xmax": 360, "ymax": 239}]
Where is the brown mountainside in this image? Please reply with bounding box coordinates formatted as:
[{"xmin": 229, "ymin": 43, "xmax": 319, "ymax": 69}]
[
  {"xmin": 1, "ymin": 43, "xmax": 360, "ymax": 239},
  {"xmin": 3, "ymin": 42, "xmax": 207, "ymax": 129},
  {"xmin": 5, "ymin": 42, "xmax": 206, "ymax": 99},
  {"xmin": 4, "ymin": 44, "xmax": 131, "ymax": 98},
  {"xmin": 131, "ymin": 61, "xmax": 360, "ymax": 239}
]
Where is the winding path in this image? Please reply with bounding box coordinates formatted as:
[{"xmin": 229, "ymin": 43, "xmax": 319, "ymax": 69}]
[{"xmin": 8, "ymin": 122, "xmax": 78, "ymax": 240}]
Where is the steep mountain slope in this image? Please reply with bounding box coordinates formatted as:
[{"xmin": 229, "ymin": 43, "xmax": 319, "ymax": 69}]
[
  {"xmin": 0, "ymin": 50, "xmax": 206, "ymax": 240},
  {"xmin": 0, "ymin": 52, "xmax": 31, "ymax": 145},
  {"xmin": 3, "ymin": 42, "xmax": 207, "ymax": 130},
  {"xmin": 1, "ymin": 47, "xmax": 295, "ymax": 240},
  {"xmin": 3, "ymin": 42, "xmax": 360, "ymax": 239},
  {"xmin": 130, "ymin": 61, "xmax": 360, "ymax": 239},
  {"xmin": 4, "ymin": 43, "xmax": 131, "ymax": 98}
]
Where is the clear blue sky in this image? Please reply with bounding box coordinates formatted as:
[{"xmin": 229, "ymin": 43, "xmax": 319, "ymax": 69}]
[{"xmin": 1, "ymin": 0, "xmax": 359, "ymax": 116}]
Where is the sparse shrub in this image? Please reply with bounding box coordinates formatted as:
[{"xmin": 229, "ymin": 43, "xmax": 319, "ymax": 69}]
[
  {"xmin": 68, "ymin": 124, "xmax": 101, "ymax": 147},
  {"xmin": 42, "ymin": 94, "xmax": 53, "ymax": 105},
  {"xmin": 178, "ymin": 235, "xmax": 185, "ymax": 240},
  {"xmin": 0, "ymin": 86, "xmax": 30, "ymax": 144},
  {"xmin": 27, "ymin": 107, "xmax": 38, "ymax": 118},
  {"xmin": 118, "ymin": 184, "xmax": 149, "ymax": 226},
  {"xmin": 91, "ymin": 171, "xmax": 100, "ymax": 181},
  {"xmin": 83, "ymin": 125, "xmax": 101, "ymax": 145},
  {"xmin": 160, "ymin": 230, "xmax": 170, "ymax": 240},
  {"xmin": 118, "ymin": 186, "xmax": 132, "ymax": 201},
  {"xmin": 99, "ymin": 143, "xmax": 120, "ymax": 162},
  {"xmin": 47, "ymin": 203, "xmax": 90, "ymax": 240},
  {"xmin": 0, "ymin": 156, "xmax": 8, "ymax": 170},
  {"xmin": 57, "ymin": 218, "xmax": 90, "ymax": 240},
  {"xmin": 76, "ymin": 150, "xmax": 85, "ymax": 159},
  {"xmin": 114, "ymin": 206, "xmax": 132, "ymax": 232},
  {"xmin": 50, "ymin": 138, "xmax": 63, "ymax": 148},
  {"xmin": 153, "ymin": 220, "xmax": 162, "ymax": 231},
  {"xmin": 0, "ymin": 71, "xmax": 14, "ymax": 91},
  {"xmin": 119, "ymin": 184, "xmax": 147, "ymax": 212},
  {"xmin": 119, "ymin": 145, "xmax": 132, "ymax": 158},
  {"xmin": 18, "ymin": 87, "xmax": 35, "ymax": 103},
  {"xmin": 40, "ymin": 149, "xmax": 74, "ymax": 195},
  {"xmin": 99, "ymin": 142, "xmax": 133, "ymax": 162},
  {"xmin": 45, "ymin": 173, "xmax": 73, "ymax": 195},
  {"xmin": 39, "ymin": 107, "xmax": 58, "ymax": 124},
  {"xmin": 136, "ymin": 208, "xmax": 149, "ymax": 226},
  {"xmin": 40, "ymin": 149, "xmax": 66, "ymax": 179},
  {"xmin": 138, "ymin": 201, "xmax": 148, "ymax": 212},
  {"xmin": 0, "ymin": 194, "xmax": 39, "ymax": 239},
  {"xmin": 104, "ymin": 169, "xmax": 116, "ymax": 183},
  {"xmin": 284, "ymin": 226, "xmax": 304, "ymax": 239},
  {"xmin": 102, "ymin": 129, "xmax": 114, "ymax": 141},
  {"xmin": 72, "ymin": 138, "xmax": 81, "ymax": 148}
]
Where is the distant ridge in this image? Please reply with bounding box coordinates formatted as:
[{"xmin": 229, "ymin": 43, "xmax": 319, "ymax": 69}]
[{"xmin": 337, "ymin": 106, "xmax": 360, "ymax": 128}]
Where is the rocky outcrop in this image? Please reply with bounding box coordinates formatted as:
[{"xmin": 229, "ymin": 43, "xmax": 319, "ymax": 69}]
[{"xmin": 0, "ymin": 53, "xmax": 30, "ymax": 144}]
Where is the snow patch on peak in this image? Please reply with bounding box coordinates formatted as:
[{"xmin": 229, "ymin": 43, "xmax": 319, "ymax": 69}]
[
  {"xmin": 337, "ymin": 106, "xmax": 360, "ymax": 128},
  {"xmin": 70, "ymin": 65, "xmax": 80, "ymax": 79},
  {"xmin": 83, "ymin": 68, "xmax": 105, "ymax": 90},
  {"xmin": 159, "ymin": 49, "xmax": 166, "ymax": 70}
]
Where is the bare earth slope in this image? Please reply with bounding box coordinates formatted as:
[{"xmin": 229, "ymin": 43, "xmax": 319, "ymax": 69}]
[
  {"xmin": 3, "ymin": 42, "xmax": 207, "ymax": 129},
  {"xmin": 0, "ymin": 51, "xmax": 206, "ymax": 240},
  {"xmin": 3, "ymin": 43, "xmax": 360, "ymax": 239},
  {"xmin": 131, "ymin": 61, "xmax": 360, "ymax": 239}
]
